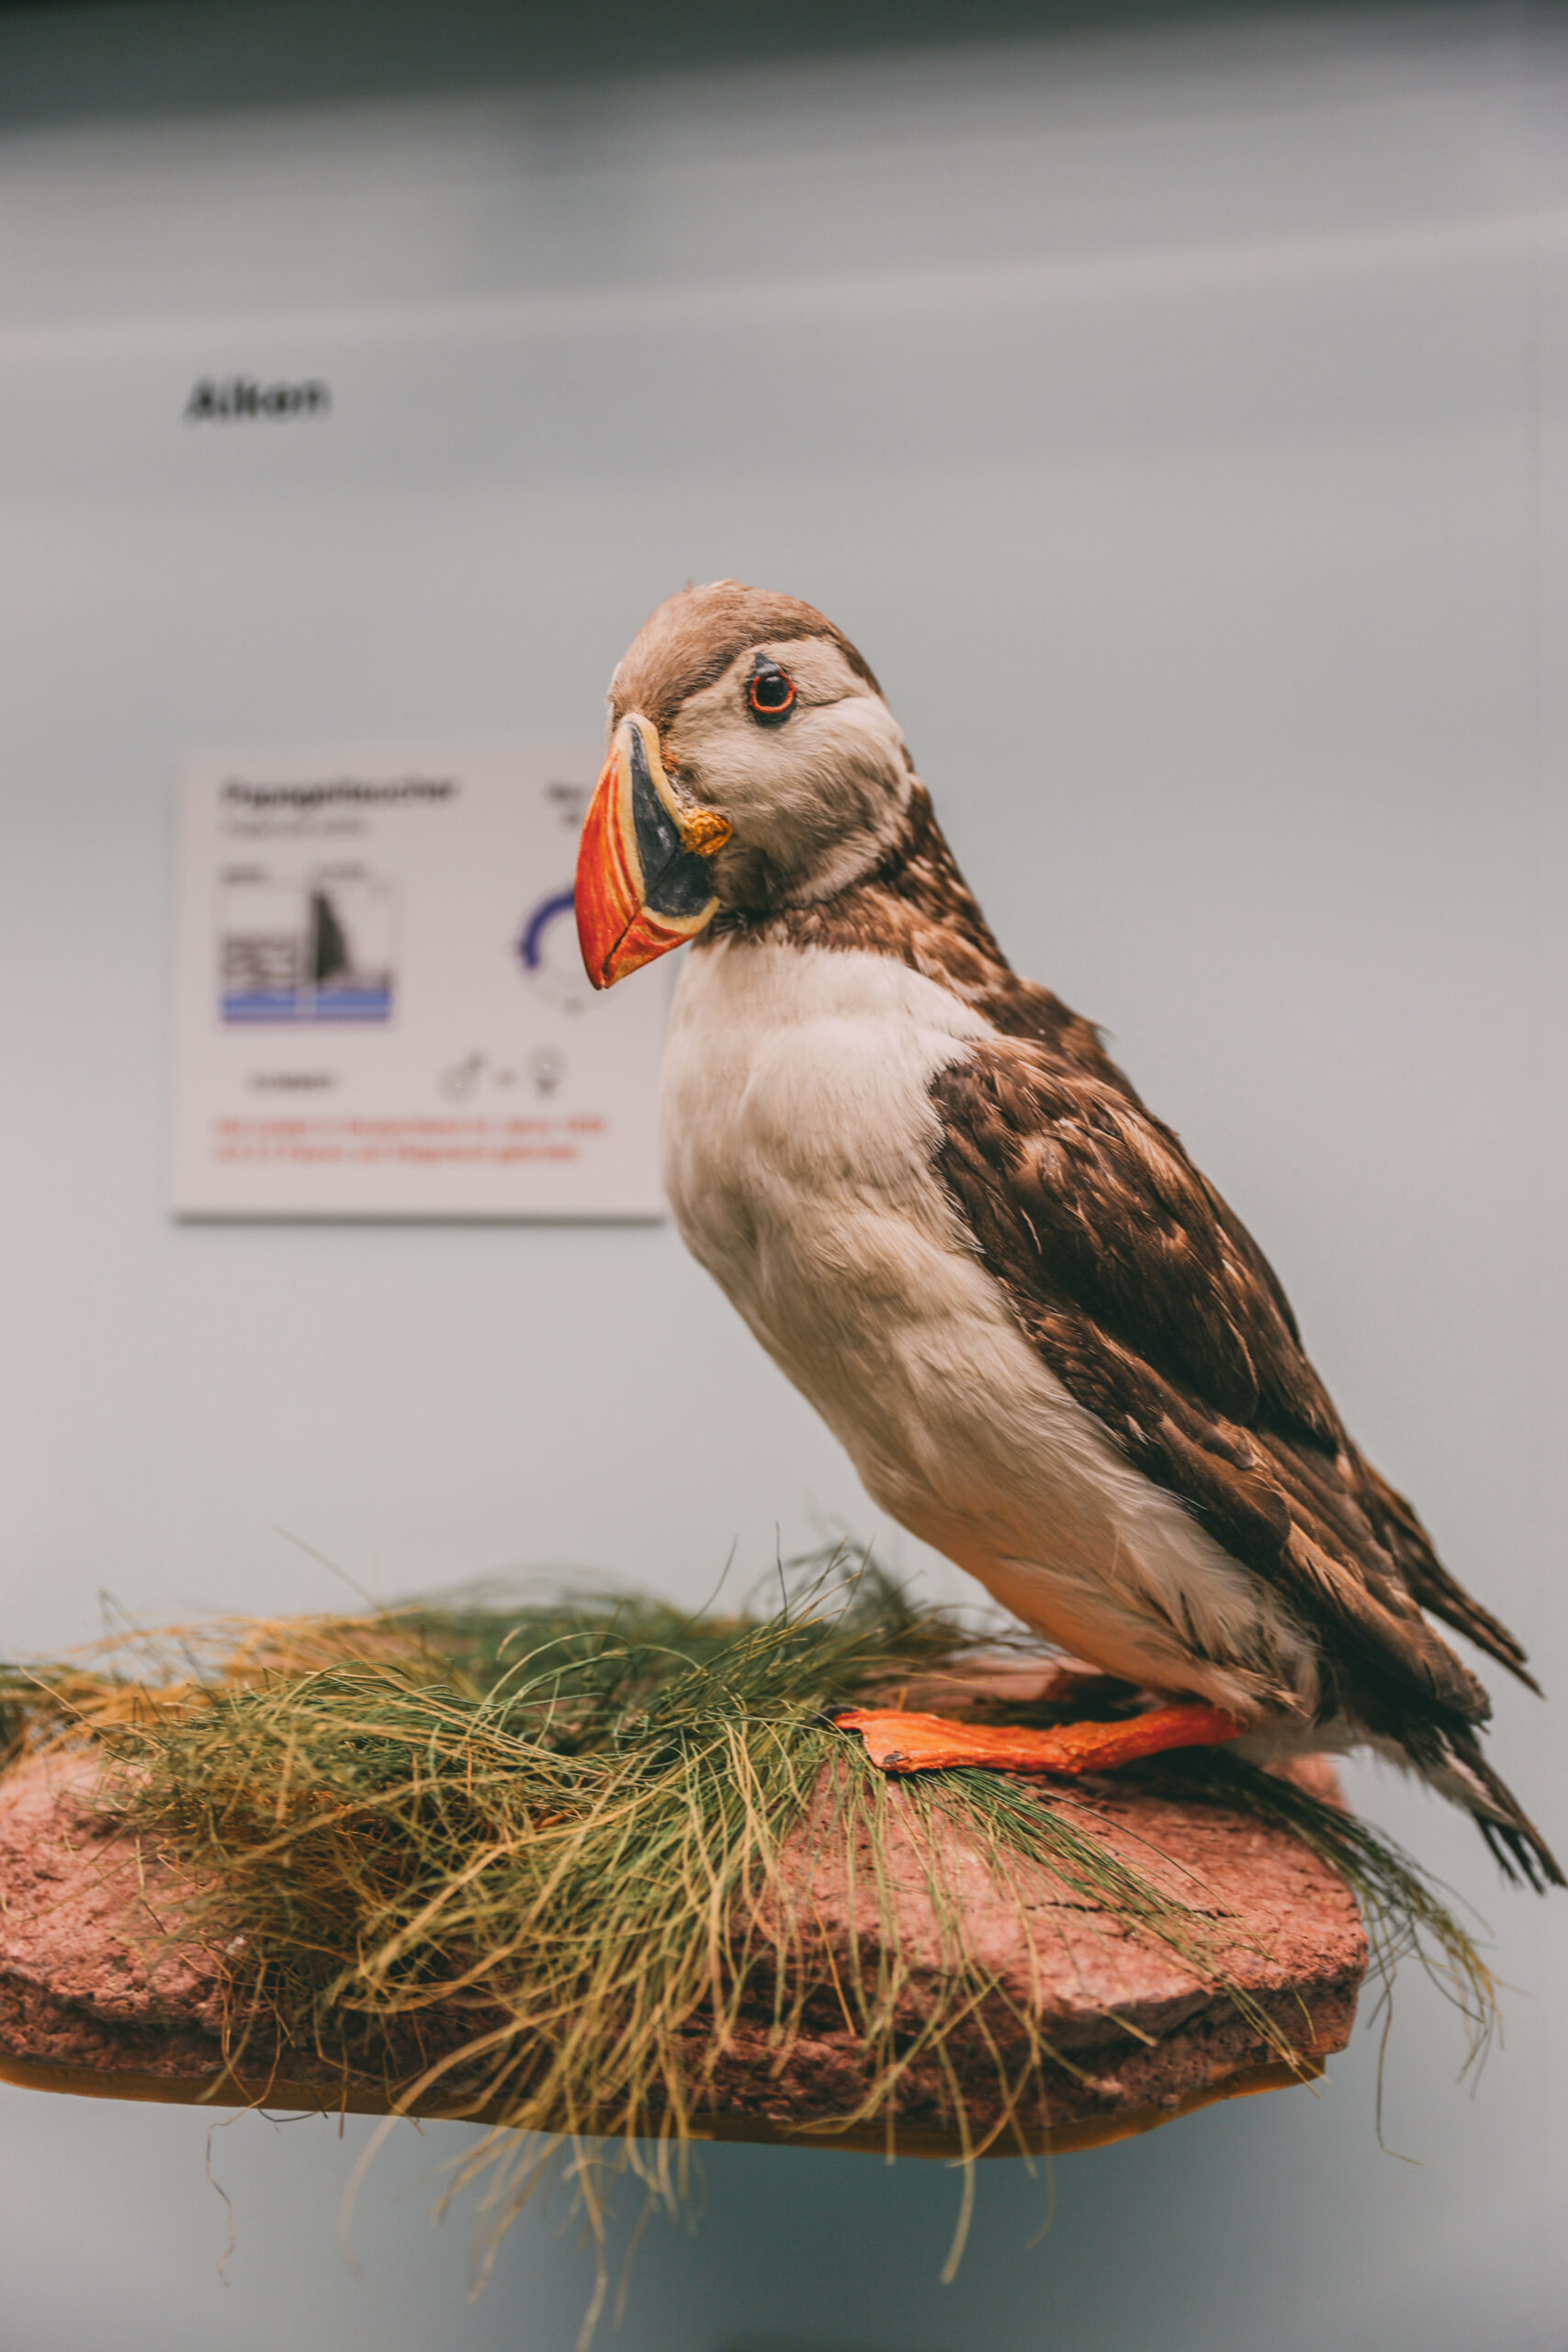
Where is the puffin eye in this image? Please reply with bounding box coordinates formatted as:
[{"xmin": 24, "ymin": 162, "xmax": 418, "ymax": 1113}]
[{"xmin": 747, "ymin": 662, "xmax": 796, "ymax": 723}]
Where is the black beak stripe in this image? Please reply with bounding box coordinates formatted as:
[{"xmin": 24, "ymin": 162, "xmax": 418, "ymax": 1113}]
[{"xmin": 628, "ymin": 723, "xmax": 720, "ymax": 922}]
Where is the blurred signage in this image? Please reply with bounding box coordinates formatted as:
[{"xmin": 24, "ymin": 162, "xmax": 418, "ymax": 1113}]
[
  {"xmin": 183, "ymin": 375, "xmax": 332, "ymax": 423},
  {"xmin": 170, "ymin": 744, "xmax": 666, "ymax": 1218}
]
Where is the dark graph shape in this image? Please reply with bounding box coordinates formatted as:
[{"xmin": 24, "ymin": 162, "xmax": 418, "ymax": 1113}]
[{"xmin": 310, "ymin": 890, "xmax": 351, "ymax": 985}]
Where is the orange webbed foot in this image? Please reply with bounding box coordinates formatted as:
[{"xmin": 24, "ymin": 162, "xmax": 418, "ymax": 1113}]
[{"xmin": 832, "ymin": 1702, "xmax": 1246, "ymax": 1777}]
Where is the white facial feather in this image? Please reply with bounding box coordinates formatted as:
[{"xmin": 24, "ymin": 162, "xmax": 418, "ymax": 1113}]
[
  {"xmin": 658, "ymin": 639, "xmax": 912, "ymax": 909},
  {"xmin": 660, "ymin": 935, "xmax": 1322, "ymax": 1721}
]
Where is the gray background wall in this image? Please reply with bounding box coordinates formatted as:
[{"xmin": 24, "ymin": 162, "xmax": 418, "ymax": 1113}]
[{"xmin": 1, "ymin": 5, "xmax": 1564, "ymax": 2346}]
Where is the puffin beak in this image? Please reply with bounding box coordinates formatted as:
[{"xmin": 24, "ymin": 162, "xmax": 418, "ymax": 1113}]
[{"xmin": 575, "ymin": 714, "xmax": 732, "ymax": 989}]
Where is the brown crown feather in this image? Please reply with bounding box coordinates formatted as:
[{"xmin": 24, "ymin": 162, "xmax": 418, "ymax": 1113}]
[{"xmin": 609, "ymin": 581, "xmax": 882, "ymax": 734}]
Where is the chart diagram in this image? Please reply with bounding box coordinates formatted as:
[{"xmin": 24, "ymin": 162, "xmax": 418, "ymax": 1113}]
[{"xmin": 218, "ymin": 865, "xmax": 397, "ymax": 1023}]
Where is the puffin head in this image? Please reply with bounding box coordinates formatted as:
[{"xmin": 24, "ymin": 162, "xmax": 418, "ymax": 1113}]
[{"xmin": 575, "ymin": 581, "xmax": 910, "ymax": 988}]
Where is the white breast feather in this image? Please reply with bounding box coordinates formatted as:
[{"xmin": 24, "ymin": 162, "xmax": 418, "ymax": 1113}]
[{"xmin": 660, "ymin": 936, "xmax": 1319, "ymax": 1721}]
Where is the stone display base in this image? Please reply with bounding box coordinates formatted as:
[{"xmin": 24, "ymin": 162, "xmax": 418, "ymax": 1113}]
[{"xmin": 0, "ymin": 1747, "xmax": 1367, "ymax": 2157}]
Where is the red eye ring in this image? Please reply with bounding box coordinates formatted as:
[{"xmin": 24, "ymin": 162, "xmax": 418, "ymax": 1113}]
[{"xmin": 748, "ymin": 663, "xmax": 796, "ymax": 722}]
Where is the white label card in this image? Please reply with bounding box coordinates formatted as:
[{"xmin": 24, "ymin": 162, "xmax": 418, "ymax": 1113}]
[{"xmin": 170, "ymin": 745, "xmax": 666, "ymax": 1218}]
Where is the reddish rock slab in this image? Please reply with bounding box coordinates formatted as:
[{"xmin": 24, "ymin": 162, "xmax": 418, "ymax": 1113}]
[{"xmin": 0, "ymin": 1747, "xmax": 1366, "ymax": 2156}]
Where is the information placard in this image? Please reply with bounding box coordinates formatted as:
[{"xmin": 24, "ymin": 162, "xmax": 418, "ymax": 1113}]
[{"xmin": 170, "ymin": 744, "xmax": 666, "ymax": 1218}]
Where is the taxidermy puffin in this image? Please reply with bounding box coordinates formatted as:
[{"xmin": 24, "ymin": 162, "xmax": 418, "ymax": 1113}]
[{"xmin": 575, "ymin": 581, "xmax": 1561, "ymax": 1889}]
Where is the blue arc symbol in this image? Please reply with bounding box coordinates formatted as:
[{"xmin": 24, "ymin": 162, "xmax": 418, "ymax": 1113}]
[{"xmin": 519, "ymin": 888, "xmax": 577, "ymax": 972}]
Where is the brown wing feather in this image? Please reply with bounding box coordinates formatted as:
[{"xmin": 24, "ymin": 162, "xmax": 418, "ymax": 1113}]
[
  {"xmin": 1354, "ymin": 1453, "xmax": 1540, "ymax": 1691},
  {"xmin": 931, "ymin": 1038, "xmax": 1534, "ymax": 1729}
]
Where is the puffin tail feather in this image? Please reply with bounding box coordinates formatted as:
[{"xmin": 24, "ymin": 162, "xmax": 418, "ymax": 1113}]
[{"xmin": 1442, "ymin": 1731, "xmax": 1565, "ymax": 1892}]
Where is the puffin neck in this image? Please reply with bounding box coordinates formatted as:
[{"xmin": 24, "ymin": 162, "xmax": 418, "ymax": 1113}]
[{"xmin": 713, "ymin": 780, "xmax": 1012, "ymax": 984}]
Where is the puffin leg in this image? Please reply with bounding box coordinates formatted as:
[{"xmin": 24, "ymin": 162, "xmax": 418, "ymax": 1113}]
[{"xmin": 833, "ymin": 1702, "xmax": 1246, "ymax": 1777}]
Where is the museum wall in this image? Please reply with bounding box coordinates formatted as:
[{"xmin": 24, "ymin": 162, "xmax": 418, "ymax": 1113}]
[{"xmin": 1, "ymin": 4, "xmax": 1563, "ymax": 2346}]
